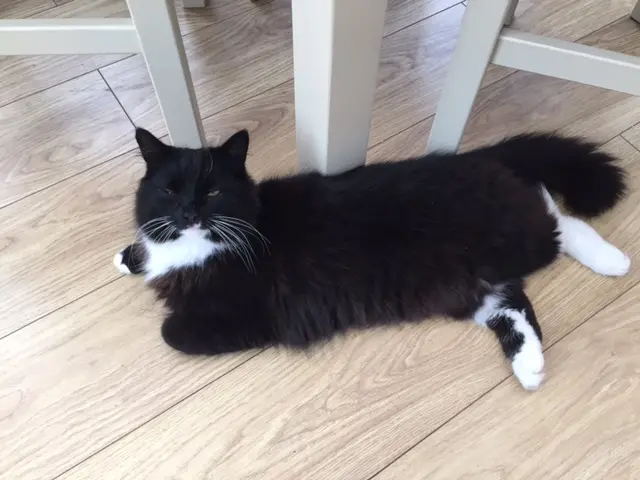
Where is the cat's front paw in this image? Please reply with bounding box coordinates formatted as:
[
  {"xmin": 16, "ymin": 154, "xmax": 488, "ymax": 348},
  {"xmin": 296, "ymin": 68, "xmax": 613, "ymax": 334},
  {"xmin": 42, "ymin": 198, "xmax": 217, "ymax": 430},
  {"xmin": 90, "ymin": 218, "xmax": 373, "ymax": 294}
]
[
  {"xmin": 113, "ymin": 250, "xmax": 132, "ymax": 275},
  {"xmin": 113, "ymin": 244, "xmax": 145, "ymax": 275}
]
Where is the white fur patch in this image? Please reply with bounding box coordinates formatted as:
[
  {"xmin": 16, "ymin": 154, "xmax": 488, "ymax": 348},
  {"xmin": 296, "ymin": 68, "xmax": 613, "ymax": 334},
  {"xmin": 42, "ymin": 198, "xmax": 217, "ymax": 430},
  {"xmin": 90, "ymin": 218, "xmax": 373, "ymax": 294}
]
[
  {"xmin": 142, "ymin": 226, "xmax": 226, "ymax": 281},
  {"xmin": 473, "ymin": 290, "xmax": 503, "ymax": 327},
  {"xmin": 113, "ymin": 252, "xmax": 132, "ymax": 275},
  {"xmin": 541, "ymin": 187, "xmax": 630, "ymax": 276},
  {"xmin": 506, "ymin": 308, "xmax": 545, "ymax": 391},
  {"xmin": 475, "ymin": 292, "xmax": 545, "ymax": 391}
]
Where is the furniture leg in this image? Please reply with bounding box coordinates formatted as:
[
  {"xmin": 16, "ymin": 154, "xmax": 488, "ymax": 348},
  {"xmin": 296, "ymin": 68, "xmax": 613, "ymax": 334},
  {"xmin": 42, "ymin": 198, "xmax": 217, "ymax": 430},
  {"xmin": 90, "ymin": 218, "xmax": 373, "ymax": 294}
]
[
  {"xmin": 127, "ymin": 0, "xmax": 205, "ymax": 147},
  {"xmin": 427, "ymin": 0, "xmax": 512, "ymax": 153},
  {"xmin": 291, "ymin": 0, "xmax": 388, "ymax": 174}
]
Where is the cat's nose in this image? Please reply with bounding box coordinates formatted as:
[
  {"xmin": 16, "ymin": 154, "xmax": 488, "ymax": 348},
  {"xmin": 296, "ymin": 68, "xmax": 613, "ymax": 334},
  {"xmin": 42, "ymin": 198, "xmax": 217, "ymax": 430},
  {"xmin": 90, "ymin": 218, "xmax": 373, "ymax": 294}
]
[{"xmin": 182, "ymin": 211, "xmax": 198, "ymax": 224}]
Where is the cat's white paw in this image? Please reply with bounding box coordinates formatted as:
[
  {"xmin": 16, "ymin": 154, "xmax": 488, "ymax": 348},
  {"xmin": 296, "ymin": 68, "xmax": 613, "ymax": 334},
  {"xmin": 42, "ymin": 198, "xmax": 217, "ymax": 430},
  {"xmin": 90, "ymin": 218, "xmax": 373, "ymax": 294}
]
[
  {"xmin": 558, "ymin": 216, "xmax": 630, "ymax": 277},
  {"xmin": 589, "ymin": 244, "xmax": 630, "ymax": 277},
  {"xmin": 512, "ymin": 341, "xmax": 545, "ymax": 391},
  {"xmin": 113, "ymin": 252, "xmax": 132, "ymax": 275}
]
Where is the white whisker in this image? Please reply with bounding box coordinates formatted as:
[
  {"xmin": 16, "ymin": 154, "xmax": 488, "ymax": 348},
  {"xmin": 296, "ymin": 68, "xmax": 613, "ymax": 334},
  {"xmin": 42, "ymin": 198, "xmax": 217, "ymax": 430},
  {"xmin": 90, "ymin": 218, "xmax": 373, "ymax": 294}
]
[
  {"xmin": 220, "ymin": 225, "xmax": 255, "ymax": 273},
  {"xmin": 212, "ymin": 215, "xmax": 270, "ymax": 253},
  {"xmin": 212, "ymin": 224, "xmax": 254, "ymax": 273},
  {"xmin": 132, "ymin": 216, "xmax": 172, "ymax": 245},
  {"xmin": 220, "ymin": 222, "xmax": 257, "ymax": 273}
]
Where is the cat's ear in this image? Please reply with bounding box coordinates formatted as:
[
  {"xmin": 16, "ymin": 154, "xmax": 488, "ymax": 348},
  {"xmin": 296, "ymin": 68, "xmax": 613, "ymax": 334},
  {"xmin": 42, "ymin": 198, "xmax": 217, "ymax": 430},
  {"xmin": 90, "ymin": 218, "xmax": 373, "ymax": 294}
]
[
  {"xmin": 135, "ymin": 127, "xmax": 169, "ymax": 168},
  {"xmin": 220, "ymin": 130, "xmax": 250, "ymax": 166}
]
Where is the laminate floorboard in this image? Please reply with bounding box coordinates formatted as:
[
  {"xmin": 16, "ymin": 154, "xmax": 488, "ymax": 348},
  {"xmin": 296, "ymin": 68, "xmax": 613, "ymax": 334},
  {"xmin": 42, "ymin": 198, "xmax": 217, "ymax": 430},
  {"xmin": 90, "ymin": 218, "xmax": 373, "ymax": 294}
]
[{"xmin": 2, "ymin": 1, "xmax": 640, "ymax": 479}]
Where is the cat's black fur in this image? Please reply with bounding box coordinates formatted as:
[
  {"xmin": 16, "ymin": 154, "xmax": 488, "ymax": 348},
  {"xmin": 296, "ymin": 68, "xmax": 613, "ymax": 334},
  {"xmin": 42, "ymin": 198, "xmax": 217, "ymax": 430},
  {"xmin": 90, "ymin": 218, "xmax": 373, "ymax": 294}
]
[{"xmin": 125, "ymin": 129, "xmax": 626, "ymax": 358}]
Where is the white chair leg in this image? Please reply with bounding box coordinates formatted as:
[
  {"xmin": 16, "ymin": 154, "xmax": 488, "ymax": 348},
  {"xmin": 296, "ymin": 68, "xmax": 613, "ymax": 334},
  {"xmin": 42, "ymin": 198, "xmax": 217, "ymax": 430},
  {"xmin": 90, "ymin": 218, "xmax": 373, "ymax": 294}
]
[
  {"xmin": 504, "ymin": 0, "xmax": 519, "ymax": 26},
  {"xmin": 292, "ymin": 0, "xmax": 388, "ymax": 174},
  {"xmin": 427, "ymin": 0, "xmax": 512, "ymax": 153},
  {"xmin": 127, "ymin": 0, "xmax": 205, "ymax": 147},
  {"xmin": 183, "ymin": 0, "xmax": 206, "ymax": 7},
  {"xmin": 631, "ymin": 0, "xmax": 640, "ymax": 23}
]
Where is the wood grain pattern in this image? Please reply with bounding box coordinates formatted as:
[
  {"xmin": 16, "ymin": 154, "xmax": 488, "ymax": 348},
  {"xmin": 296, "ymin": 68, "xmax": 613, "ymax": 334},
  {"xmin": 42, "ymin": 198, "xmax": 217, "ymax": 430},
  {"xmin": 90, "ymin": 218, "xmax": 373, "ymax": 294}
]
[
  {"xmin": 174, "ymin": 0, "xmax": 279, "ymax": 37},
  {"xmin": 59, "ymin": 137, "xmax": 640, "ymax": 480},
  {"xmin": 371, "ymin": 17, "xmax": 640, "ymax": 158},
  {"xmin": 370, "ymin": 5, "xmax": 468, "ymax": 145},
  {"xmin": 0, "ymin": 72, "xmax": 134, "ymax": 207},
  {"xmin": 457, "ymin": 17, "xmax": 640, "ymax": 149},
  {"xmin": 459, "ymin": 16, "xmax": 640, "ymax": 150},
  {"xmin": 375, "ymin": 281, "xmax": 640, "ymax": 480},
  {"xmin": 99, "ymin": 0, "xmax": 293, "ymax": 138},
  {"xmin": 0, "ymin": 0, "xmax": 269, "ymax": 108},
  {"xmin": 372, "ymin": 0, "xmax": 636, "ymax": 147},
  {"xmin": 621, "ymin": 121, "xmax": 640, "ymax": 148},
  {"xmin": 0, "ymin": 279, "xmax": 257, "ymax": 480},
  {"xmin": 0, "ymin": 0, "xmax": 54, "ymax": 18},
  {"xmin": 200, "ymin": 80, "xmax": 298, "ymax": 177},
  {"xmin": 462, "ymin": 78, "xmax": 630, "ymax": 151},
  {"xmin": 0, "ymin": 72, "xmax": 134, "ymax": 209},
  {"xmin": 367, "ymin": 116, "xmax": 434, "ymax": 163},
  {"xmin": 43, "ymin": 0, "xmax": 272, "ymax": 35},
  {"xmin": 0, "ymin": 149, "xmax": 140, "ymax": 338},
  {"xmin": 59, "ymin": 324, "xmax": 517, "ymax": 480},
  {"xmin": 513, "ymin": 0, "xmax": 634, "ymax": 40},
  {"xmin": 384, "ymin": 0, "xmax": 459, "ymax": 36},
  {"xmin": 38, "ymin": 0, "xmax": 127, "ymax": 18}
]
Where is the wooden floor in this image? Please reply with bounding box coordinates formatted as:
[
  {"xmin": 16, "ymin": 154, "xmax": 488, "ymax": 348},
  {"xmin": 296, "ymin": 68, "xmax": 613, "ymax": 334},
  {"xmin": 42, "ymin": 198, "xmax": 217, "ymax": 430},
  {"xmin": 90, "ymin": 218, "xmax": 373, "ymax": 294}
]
[{"xmin": 2, "ymin": 0, "xmax": 640, "ymax": 478}]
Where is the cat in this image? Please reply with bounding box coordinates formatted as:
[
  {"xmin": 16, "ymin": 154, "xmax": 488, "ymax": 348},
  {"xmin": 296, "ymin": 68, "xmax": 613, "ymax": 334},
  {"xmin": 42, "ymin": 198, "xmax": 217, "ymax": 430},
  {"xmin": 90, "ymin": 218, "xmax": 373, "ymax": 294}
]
[{"xmin": 114, "ymin": 128, "xmax": 630, "ymax": 391}]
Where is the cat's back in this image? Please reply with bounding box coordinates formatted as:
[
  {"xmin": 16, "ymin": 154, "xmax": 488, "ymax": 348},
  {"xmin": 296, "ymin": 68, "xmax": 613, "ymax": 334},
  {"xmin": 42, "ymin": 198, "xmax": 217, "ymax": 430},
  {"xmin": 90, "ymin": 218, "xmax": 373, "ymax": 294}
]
[
  {"xmin": 257, "ymin": 153, "xmax": 546, "ymax": 236},
  {"xmin": 257, "ymin": 152, "xmax": 556, "ymax": 281}
]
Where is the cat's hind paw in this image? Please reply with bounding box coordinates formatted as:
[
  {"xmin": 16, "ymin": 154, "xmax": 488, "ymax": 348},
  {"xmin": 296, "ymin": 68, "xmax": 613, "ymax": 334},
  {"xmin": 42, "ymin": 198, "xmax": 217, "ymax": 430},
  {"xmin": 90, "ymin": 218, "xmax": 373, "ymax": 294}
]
[
  {"xmin": 589, "ymin": 244, "xmax": 631, "ymax": 277},
  {"xmin": 512, "ymin": 342, "xmax": 545, "ymax": 391}
]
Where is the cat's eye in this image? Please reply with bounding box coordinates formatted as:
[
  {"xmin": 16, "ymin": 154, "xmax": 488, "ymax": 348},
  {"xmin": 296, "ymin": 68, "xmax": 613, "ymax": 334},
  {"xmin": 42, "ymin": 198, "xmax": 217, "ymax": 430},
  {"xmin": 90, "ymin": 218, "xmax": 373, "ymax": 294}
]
[
  {"xmin": 208, "ymin": 190, "xmax": 220, "ymax": 197},
  {"xmin": 164, "ymin": 188, "xmax": 175, "ymax": 196}
]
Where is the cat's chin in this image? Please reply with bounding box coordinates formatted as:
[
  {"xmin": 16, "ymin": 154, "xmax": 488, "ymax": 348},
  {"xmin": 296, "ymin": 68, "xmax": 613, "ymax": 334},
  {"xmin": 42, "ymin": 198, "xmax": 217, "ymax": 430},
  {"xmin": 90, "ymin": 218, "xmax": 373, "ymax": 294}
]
[
  {"xmin": 177, "ymin": 224, "xmax": 211, "ymax": 240},
  {"xmin": 181, "ymin": 223, "xmax": 204, "ymax": 232}
]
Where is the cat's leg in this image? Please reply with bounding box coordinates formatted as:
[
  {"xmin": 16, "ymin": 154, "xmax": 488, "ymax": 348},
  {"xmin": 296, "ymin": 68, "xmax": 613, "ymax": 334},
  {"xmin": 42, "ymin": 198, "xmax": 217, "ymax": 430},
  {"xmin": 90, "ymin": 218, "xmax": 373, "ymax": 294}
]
[
  {"xmin": 474, "ymin": 282, "xmax": 545, "ymax": 390},
  {"xmin": 557, "ymin": 215, "xmax": 630, "ymax": 276},
  {"xmin": 161, "ymin": 313, "xmax": 269, "ymax": 355},
  {"xmin": 113, "ymin": 244, "xmax": 145, "ymax": 275},
  {"xmin": 541, "ymin": 187, "xmax": 630, "ymax": 276}
]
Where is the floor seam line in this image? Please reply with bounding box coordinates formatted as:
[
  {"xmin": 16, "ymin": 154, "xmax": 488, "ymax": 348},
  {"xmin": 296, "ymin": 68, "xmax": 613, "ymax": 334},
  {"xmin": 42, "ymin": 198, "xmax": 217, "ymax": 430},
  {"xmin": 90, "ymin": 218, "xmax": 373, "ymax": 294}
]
[
  {"xmin": 98, "ymin": 70, "xmax": 137, "ymax": 127},
  {"xmin": 51, "ymin": 347, "xmax": 271, "ymax": 480},
  {"xmin": 0, "ymin": 276, "xmax": 123, "ymax": 342},
  {"xmin": 366, "ymin": 275, "xmax": 640, "ymax": 479}
]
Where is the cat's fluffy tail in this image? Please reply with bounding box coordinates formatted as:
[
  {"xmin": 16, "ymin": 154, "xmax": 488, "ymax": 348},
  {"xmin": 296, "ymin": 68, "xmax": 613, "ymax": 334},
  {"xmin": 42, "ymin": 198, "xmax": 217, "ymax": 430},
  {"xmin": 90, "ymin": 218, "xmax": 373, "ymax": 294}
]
[{"xmin": 489, "ymin": 134, "xmax": 627, "ymax": 218}]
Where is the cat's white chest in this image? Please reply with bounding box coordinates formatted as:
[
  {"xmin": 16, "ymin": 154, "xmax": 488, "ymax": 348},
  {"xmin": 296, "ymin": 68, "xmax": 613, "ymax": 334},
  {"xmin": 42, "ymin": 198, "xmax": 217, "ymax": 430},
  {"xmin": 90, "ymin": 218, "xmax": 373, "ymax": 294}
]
[{"xmin": 142, "ymin": 227, "xmax": 225, "ymax": 281}]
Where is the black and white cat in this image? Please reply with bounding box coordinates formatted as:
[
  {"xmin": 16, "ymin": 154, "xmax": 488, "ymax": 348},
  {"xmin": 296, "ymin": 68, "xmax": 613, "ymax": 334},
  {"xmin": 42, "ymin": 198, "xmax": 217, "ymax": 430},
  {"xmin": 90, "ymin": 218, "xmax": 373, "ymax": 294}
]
[{"xmin": 114, "ymin": 128, "xmax": 630, "ymax": 390}]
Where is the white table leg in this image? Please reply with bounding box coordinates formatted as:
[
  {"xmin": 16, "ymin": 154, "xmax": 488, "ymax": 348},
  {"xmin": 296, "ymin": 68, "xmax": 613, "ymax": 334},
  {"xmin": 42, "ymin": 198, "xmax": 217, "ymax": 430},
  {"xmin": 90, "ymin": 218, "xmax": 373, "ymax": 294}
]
[
  {"xmin": 183, "ymin": 0, "xmax": 206, "ymax": 7},
  {"xmin": 292, "ymin": 0, "xmax": 388, "ymax": 174},
  {"xmin": 631, "ymin": 0, "xmax": 640, "ymax": 23},
  {"xmin": 127, "ymin": 0, "xmax": 205, "ymax": 147},
  {"xmin": 427, "ymin": 0, "xmax": 512, "ymax": 153}
]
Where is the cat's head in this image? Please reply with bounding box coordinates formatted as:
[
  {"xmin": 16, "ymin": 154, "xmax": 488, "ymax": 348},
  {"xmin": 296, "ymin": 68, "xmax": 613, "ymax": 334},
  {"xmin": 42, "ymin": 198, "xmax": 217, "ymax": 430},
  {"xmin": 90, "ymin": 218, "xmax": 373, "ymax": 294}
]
[{"xmin": 134, "ymin": 128, "xmax": 258, "ymax": 244}]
